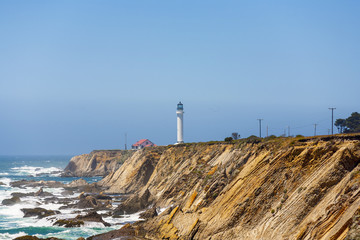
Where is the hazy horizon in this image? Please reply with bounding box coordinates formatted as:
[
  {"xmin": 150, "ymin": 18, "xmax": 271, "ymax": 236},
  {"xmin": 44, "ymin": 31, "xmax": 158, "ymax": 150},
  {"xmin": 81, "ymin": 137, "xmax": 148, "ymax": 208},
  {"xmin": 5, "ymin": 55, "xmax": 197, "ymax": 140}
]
[{"xmin": 1, "ymin": 1, "xmax": 360, "ymax": 155}]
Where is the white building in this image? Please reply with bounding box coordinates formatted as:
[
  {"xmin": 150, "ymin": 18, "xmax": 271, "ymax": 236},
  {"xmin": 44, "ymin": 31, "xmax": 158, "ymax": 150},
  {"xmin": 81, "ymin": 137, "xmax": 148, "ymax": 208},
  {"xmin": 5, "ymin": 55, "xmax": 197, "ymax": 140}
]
[
  {"xmin": 176, "ymin": 101, "xmax": 184, "ymax": 144},
  {"xmin": 132, "ymin": 139, "xmax": 156, "ymax": 150}
]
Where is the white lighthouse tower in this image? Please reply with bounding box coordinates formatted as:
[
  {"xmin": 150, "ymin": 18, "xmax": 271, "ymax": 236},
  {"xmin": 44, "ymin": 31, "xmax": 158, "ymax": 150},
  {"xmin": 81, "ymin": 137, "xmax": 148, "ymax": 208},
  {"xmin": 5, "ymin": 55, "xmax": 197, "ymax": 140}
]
[{"xmin": 176, "ymin": 101, "xmax": 184, "ymax": 144}]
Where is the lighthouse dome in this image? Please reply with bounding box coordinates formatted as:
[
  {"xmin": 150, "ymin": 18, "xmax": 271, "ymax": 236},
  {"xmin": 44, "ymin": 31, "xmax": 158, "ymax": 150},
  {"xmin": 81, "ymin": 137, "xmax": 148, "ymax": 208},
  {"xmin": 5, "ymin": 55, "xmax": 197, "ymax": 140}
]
[{"xmin": 177, "ymin": 102, "xmax": 183, "ymax": 110}]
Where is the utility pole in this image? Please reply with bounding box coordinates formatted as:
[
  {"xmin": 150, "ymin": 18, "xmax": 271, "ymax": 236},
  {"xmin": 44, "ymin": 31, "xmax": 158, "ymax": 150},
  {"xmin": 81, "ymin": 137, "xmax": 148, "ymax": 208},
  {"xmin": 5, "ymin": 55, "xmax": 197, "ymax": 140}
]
[
  {"xmin": 314, "ymin": 124, "xmax": 317, "ymax": 136},
  {"xmin": 329, "ymin": 108, "xmax": 336, "ymax": 135},
  {"xmin": 257, "ymin": 119, "xmax": 263, "ymax": 138},
  {"xmin": 288, "ymin": 126, "xmax": 290, "ymax": 137},
  {"xmin": 266, "ymin": 125, "xmax": 269, "ymax": 138},
  {"xmin": 125, "ymin": 133, "xmax": 127, "ymax": 150}
]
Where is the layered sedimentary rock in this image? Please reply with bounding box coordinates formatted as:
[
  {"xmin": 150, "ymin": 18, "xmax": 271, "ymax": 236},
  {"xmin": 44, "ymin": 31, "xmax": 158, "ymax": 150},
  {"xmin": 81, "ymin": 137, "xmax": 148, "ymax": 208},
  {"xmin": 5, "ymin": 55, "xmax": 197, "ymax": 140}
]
[
  {"xmin": 97, "ymin": 134, "xmax": 360, "ymax": 239},
  {"xmin": 63, "ymin": 150, "xmax": 133, "ymax": 177}
]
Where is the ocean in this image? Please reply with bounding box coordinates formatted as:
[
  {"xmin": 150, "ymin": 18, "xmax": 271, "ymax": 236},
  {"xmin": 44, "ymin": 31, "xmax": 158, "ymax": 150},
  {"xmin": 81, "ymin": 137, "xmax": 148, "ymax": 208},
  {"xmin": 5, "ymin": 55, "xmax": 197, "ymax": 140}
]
[{"xmin": 0, "ymin": 155, "xmax": 140, "ymax": 240}]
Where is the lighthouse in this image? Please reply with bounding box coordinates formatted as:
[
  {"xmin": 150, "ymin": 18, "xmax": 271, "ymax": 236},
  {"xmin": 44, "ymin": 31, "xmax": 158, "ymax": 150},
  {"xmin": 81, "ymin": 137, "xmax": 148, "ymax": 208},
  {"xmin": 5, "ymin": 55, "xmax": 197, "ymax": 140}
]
[{"xmin": 176, "ymin": 101, "xmax": 184, "ymax": 144}]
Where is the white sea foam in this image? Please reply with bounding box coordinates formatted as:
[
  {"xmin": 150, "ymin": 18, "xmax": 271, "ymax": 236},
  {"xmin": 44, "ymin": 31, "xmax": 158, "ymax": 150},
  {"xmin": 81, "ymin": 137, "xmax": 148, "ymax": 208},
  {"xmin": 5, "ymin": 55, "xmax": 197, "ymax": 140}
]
[
  {"xmin": 10, "ymin": 165, "xmax": 62, "ymax": 177},
  {"xmin": 158, "ymin": 207, "xmax": 168, "ymax": 215},
  {"xmin": 0, "ymin": 177, "xmax": 12, "ymax": 187},
  {"xmin": 0, "ymin": 201, "xmax": 37, "ymax": 218},
  {"xmin": 0, "ymin": 231, "xmax": 27, "ymax": 240}
]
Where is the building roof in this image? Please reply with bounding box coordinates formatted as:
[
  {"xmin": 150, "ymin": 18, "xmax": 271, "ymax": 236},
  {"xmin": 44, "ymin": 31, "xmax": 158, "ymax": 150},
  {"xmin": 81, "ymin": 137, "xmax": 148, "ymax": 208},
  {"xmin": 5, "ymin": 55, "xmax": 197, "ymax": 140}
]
[
  {"xmin": 132, "ymin": 139, "xmax": 157, "ymax": 147},
  {"xmin": 132, "ymin": 139, "xmax": 148, "ymax": 146}
]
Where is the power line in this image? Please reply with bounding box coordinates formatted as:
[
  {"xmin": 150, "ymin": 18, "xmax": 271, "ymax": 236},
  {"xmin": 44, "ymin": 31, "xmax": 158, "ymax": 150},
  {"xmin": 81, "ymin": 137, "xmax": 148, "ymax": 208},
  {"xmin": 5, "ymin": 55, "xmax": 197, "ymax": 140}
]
[{"xmin": 288, "ymin": 126, "xmax": 290, "ymax": 137}]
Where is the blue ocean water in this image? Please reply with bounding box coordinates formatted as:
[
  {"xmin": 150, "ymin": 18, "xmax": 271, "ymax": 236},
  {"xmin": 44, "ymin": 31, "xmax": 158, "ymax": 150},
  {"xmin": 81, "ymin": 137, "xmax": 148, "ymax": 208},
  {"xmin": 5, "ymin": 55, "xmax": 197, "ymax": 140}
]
[{"xmin": 0, "ymin": 156, "xmax": 139, "ymax": 240}]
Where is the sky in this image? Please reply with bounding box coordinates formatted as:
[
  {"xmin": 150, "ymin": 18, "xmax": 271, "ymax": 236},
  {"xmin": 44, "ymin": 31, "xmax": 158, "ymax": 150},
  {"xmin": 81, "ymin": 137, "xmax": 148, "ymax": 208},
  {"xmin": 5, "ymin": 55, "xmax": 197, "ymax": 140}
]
[{"xmin": 1, "ymin": 1, "xmax": 360, "ymax": 155}]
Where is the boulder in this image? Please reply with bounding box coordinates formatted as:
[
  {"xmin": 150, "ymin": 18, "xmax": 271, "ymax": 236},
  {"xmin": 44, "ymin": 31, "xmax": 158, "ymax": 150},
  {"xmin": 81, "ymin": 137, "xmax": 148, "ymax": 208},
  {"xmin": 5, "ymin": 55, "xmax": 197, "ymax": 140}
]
[
  {"xmin": 35, "ymin": 187, "xmax": 53, "ymax": 197},
  {"xmin": 66, "ymin": 178, "xmax": 89, "ymax": 188},
  {"xmin": 86, "ymin": 223, "xmax": 146, "ymax": 240},
  {"xmin": 12, "ymin": 192, "xmax": 33, "ymax": 198},
  {"xmin": 21, "ymin": 207, "xmax": 60, "ymax": 219},
  {"xmin": 14, "ymin": 235, "xmax": 64, "ymax": 240},
  {"xmin": 113, "ymin": 189, "xmax": 152, "ymax": 216},
  {"xmin": 53, "ymin": 219, "xmax": 84, "ymax": 228},
  {"xmin": 75, "ymin": 211, "xmax": 111, "ymax": 227},
  {"xmin": 61, "ymin": 189, "xmax": 74, "ymax": 196},
  {"xmin": 94, "ymin": 192, "xmax": 112, "ymax": 200},
  {"xmin": 2, "ymin": 196, "xmax": 21, "ymax": 205},
  {"xmin": 11, "ymin": 180, "xmax": 64, "ymax": 188},
  {"xmin": 139, "ymin": 206, "xmax": 158, "ymax": 219},
  {"xmin": 77, "ymin": 195, "xmax": 101, "ymax": 209}
]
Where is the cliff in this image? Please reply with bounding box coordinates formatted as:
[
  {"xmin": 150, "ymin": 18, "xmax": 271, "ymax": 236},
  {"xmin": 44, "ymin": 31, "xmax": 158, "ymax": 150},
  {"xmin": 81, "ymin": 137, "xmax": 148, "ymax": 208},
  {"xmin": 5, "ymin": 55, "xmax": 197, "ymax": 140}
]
[
  {"xmin": 97, "ymin": 134, "xmax": 360, "ymax": 239},
  {"xmin": 62, "ymin": 150, "xmax": 134, "ymax": 177}
]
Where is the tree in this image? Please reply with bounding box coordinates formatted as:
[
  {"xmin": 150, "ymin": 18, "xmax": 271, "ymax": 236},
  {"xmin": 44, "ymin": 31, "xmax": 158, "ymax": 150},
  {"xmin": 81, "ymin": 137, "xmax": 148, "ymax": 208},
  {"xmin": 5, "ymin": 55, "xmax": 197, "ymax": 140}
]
[
  {"xmin": 232, "ymin": 132, "xmax": 240, "ymax": 140},
  {"xmin": 335, "ymin": 118, "xmax": 346, "ymax": 133},
  {"xmin": 344, "ymin": 112, "xmax": 360, "ymax": 133},
  {"xmin": 335, "ymin": 112, "xmax": 360, "ymax": 134},
  {"xmin": 224, "ymin": 137, "xmax": 233, "ymax": 142}
]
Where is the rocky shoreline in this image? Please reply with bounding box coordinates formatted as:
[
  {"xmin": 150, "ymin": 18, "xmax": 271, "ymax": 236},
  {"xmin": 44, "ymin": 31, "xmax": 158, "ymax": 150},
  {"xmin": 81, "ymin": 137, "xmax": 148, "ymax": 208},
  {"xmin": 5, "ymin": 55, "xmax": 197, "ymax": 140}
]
[
  {"xmin": 7, "ymin": 178, "xmax": 145, "ymax": 240},
  {"xmin": 12, "ymin": 134, "xmax": 360, "ymax": 239}
]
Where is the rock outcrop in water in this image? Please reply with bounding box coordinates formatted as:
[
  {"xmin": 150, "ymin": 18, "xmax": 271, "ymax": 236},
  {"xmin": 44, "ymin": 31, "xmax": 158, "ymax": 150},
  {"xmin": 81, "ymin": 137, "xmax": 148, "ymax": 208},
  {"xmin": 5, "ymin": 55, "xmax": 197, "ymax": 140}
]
[
  {"xmin": 93, "ymin": 134, "xmax": 360, "ymax": 239},
  {"xmin": 62, "ymin": 150, "xmax": 134, "ymax": 177}
]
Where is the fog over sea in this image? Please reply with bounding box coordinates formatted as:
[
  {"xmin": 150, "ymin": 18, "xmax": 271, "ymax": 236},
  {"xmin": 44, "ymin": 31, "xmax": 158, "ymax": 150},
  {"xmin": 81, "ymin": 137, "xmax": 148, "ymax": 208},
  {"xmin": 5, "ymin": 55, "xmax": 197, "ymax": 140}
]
[{"xmin": 0, "ymin": 156, "xmax": 140, "ymax": 240}]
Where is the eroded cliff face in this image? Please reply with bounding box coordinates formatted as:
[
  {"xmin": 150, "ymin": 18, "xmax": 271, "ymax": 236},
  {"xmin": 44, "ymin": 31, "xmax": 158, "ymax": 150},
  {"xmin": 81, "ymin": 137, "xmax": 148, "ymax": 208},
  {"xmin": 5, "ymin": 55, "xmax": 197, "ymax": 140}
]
[
  {"xmin": 63, "ymin": 150, "xmax": 133, "ymax": 177},
  {"xmin": 99, "ymin": 135, "xmax": 360, "ymax": 240}
]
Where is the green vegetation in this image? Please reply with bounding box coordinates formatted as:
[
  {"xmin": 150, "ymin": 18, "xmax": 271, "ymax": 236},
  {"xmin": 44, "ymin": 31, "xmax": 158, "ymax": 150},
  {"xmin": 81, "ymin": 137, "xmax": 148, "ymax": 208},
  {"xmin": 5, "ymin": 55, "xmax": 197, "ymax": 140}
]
[
  {"xmin": 335, "ymin": 112, "xmax": 360, "ymax": 133},
  {"xmin": 224, "ymin": 137, "xmax": 233, "ymax": 142},
  {"xmin": 117, "ymin": 150, "xmax": 134, "ymax": 163},
  {"xmin": 264, "ymin": 135, "xmax": 277, "ymax": 140}
]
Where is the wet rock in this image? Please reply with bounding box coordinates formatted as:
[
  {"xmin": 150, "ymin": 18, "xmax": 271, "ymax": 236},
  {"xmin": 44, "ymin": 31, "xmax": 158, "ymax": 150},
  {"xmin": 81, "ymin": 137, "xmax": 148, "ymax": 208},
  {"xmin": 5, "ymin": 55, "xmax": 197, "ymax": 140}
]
[
  {"xmin": 77, "ymin": 195, "xmax": 102, "ymax": 209},
  {"xmin": 94, "ymin": 192, "xmax": 112, "ymax": 200},
  {"xmin": 35, "ymin": 187, "xmax": 53, "ymax": 197},
  {"xmin": 0, "ymin": 181, "xmax": 4, "ymax": 186},
  {"xmin": 14, "ymin": 235, "xmax": 65, "ymax": 240},
  {"xmin": 113, "ymin": 189, "xmax": 152, "ymax": 216},
  {"xmin": 139, "ymin": 206, "xmax": 158, "ymax": 219},
  {"xmin": 87, "ymin": 223, "xmax": 146, "ymax": 240},
  {"xmin": 61, "ymin": 189, "xmax": 74, "ymax": 196},
  {"xmin": 11, "ymin": 180, "xmax": 64, "ymax": 188},
  {"xmin": 75, "ymin": 211, "xmax": 111, "ymax": 227},
  {"xmin": 11, "ymin": 188, "xmax": 53, "ymax": 198},
  {"xmin": 12, "ymin": 192, "xmax": 32, "ymax": 198},
  {"xmin": 53, "ymin": 219, "xmax": 84, "ymax": 228},
  {"xmin": 66, "ymin": 178, "xmax": 88, "ymax": 188},
  {"xmin": 21, "ymin": 207, "xmax": 60, "ymax": 219},
  {"xmin": 82, "ymin": 183, "xmax": 104, "ymax": 193},
  {"xmin": 2, "ymin": 196, "xmax": 21, "ymax": 205},
  {"xmin": 44, "ymin": 197, "xmax": 72, "ymax": 205}
]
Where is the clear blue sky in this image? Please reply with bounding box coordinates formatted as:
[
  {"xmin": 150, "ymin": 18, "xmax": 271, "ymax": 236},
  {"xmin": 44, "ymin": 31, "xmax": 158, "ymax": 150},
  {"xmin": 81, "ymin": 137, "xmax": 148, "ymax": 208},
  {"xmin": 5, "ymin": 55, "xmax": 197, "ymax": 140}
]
[{"xmin": 1, "ymin": 1, "xmax": 360, "ymax": 155}]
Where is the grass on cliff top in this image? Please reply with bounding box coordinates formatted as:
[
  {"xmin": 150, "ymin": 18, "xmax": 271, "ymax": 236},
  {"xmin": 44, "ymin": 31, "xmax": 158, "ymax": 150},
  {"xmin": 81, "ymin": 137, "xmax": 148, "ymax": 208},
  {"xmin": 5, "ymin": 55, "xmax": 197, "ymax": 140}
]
[
  {"xmin": 167, "ymin": 133, "xmax": 360, "ymax": 148},
  {"xmin": 170, "ymin": 135, "xmax": 295, "ymax": 147}
]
